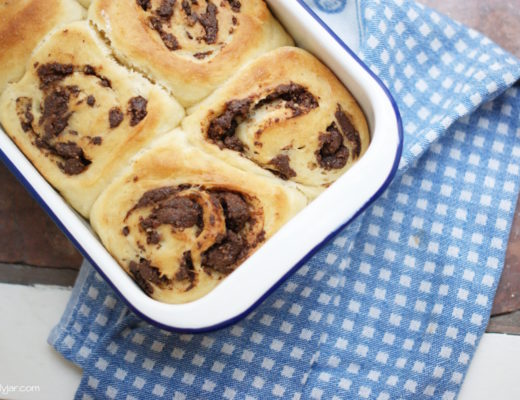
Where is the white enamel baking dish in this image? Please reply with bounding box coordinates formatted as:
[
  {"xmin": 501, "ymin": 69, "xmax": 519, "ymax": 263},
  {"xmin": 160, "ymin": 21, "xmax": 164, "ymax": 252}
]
[{"xmin": 0, "ymin": 0, "xmax": 402, "ymax": 332}]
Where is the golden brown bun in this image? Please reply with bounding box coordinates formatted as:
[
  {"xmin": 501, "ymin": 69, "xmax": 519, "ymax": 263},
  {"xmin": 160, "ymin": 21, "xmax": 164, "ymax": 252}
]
[
  {"xmin": 76, "ymin": 0, "xmax": 91, "ymax": 7},
  {"xmin": 0, "ymin": 21, "xmax": 184, "ymax": 217},
  {"xmin": 90, "ymin": 130, "xmax": 308, "ymax": 303},
  {"xmin": 0, "ymin": 0, "xmax": 85, "ymax": 93},
  {"xmin": 88, "ymin": 0, "xmax": 294, "ymax": 107},
  {"xmin": 182, "ymin": 47, "xmax": 370, "ymax": 198}
]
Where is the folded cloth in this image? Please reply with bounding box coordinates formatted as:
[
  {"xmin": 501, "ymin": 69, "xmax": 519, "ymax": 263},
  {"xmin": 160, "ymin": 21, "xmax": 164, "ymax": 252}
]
[{"xmin": 49, "ymin": 1, "xmax": 520, "ymax": 399}]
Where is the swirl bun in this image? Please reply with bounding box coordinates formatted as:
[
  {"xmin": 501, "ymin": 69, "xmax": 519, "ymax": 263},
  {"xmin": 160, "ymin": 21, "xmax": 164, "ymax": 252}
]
[
  {"xmin": 90, "ymin": 130, "xmax": 307, "ymax": 303},
  {"xmin": 182, "ymin": 47, "xmax": 370, "ymax": 197},
  {"xmin": 1, "ymin": 2, "xmax": 371, "ymax": 303},
  {"xmin": 88, "ymin": 0, "xmax": 294, "ymax": 106},
  {"xmin": 0, "ymin": 0, "xmax": 85, "ymax": 93},
  {"xmin": 0, "ymin": 21, "xmax": 184, "ymax": 216}
]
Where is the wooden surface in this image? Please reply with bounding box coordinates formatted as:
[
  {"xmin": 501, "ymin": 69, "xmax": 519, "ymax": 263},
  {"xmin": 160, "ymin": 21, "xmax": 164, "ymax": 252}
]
[
  {"xmin": 0, "ymin": 0, "xmax": 519, "ymax": 333},
  {"xmin": 419, "ymin": 0, "xmax": 520, "ymax": 59},
  {"xmin": 0, "ymin": 163, "xmax": 82, "ymax": 269}
]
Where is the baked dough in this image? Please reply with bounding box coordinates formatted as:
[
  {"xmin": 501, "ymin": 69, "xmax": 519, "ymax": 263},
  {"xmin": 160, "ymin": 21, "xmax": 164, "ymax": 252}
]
[
  {"xmin": 0, "ymin": 0, "xmax": 85, "ymax": 93},
  {"xmin": 88, "ymin": 0, "xmax": 294, "ymax": 107},
  {"xmin": 182, "ymin": 47, "xmax": 370, "ymax": 197},
  {"xmin": 0, "ymin": 4, "xmax": 371, "ymax": 304},
  {"xmin": 0, "ymin": 21, "xmax": 184, "ymax": 217},
  {"xmin": 90, "ymin": 130, "xmax": 308, "ymax": 303},
  {"xmin": 76, "ymin": 0, "xmax": 91, "ymax": 7}
]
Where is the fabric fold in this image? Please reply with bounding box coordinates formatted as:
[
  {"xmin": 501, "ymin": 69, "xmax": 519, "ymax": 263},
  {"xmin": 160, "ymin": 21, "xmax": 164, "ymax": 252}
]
[{"xmin": 48, "ymin": 1, "xmax": 520, "ymax": 399}]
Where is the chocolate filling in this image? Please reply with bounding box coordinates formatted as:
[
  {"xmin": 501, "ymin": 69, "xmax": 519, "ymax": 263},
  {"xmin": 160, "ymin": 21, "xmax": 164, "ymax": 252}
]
[
  {"xmin": 17, "ymin": 63, "xmax": 148, "ymax": 176},
  {"xmin": 37, "ymin": 63, "xmax": 112, "ymax": 90},
  {"xmin": 33, "ymin": 138, "xmax": 91, "ymax": 175},
  {"xmin": 162, "ymin": 32, "xmax": 181, "ymax": 51},
  {"xmin": 335, "ymin": 104, "xmax": 361, "ymax": 159},
  {"xmin": 141, "ymin": 197, "xmax": 202, "ymax": 231},
  {"xmin": 197, "ymin": 1, "xmax": 219, "ymax": 44},
  {"xmin": 32, "ymin": 136, "xmax": 91, "ymax": 175},
  {"xmin": 226, "ymin": 0, "xmax": 241, "ymax": 12},
  {"xmin": 254, "ymin": 83, "xmax": 319, "ymax": 116},
  {"xmin": 149, "ymin": 16, "xmax": 181, "ymax": 50},
  {"xmin": 207, "ymin": 98, "xmax": 251, "ymax": 151},
  {"xmin": 39, "ymin": 87, "xmax": 73, "ymax": 138},
  {"xmin": 126, "ymin": 187, "xmax": 201, "ymax": 290},
  {"xmin": 109, "ymin": 107, "xmax": 124, "ymax": 128},
  {"xmin": 201, "ymin": 230, "xmax": 245, "ymax": 273},
  {"xmin": 16, "ymin": 97, "xmax": 34, "ymax": 132},
  {"xmin": 268, "ymin": 154, "xmax": 297, "ymax": 180},
  {"xmin": 207, "ymin": 83, "xmax": 318, "ymax": 153},
  {"xmin": 37, "ymin": 63, "xmax": 73, "ymax": 88},
  {"xmin": 133, "ymin": 186, "xmax": 178, "ymax": 210},
  {"xmin": 181, "ymin": 0, "xmax": 197, "ymax": 24},
  {"xmin": 175, "ymin": 250, "xmax": 196, "ymax": 287},
  {"xmin": 315, "ymin": 104, "xmax": 362, "ymax": 170},
  {"xmin": 54, "ymin": 141, "xmax": 83, "ymax": 158},
  {"xmin": 180, "ymin": 0, "xmax": 219, "ymax": 44},
  {"xmin": 136, "ymin": 191, "xmax": 203, "ymax": 245},
  {"xmin": 136, "ymin": 0, "xmax": 151, "ymax": 11},
  {"xmin": 16, "ymin": 68, "xmax": 94, "ymax": 175},
  {"xmin": 316, "ymin": 122, "xmax": 349, "ymax": 170},
  {"xmin": 127, "ymin": 96, "xmax": 148, "ymax": 126},
  {"xmin": 86, "ymin": 95, "xmax": 96, "ymax": 107},
  {"xmin": 60, "ymin": 159, "xmax": 88, "ymax": 175},
  {"xmin": 155, "ymin": 0, "xmax": 176, "ymax": 19},
  {"xmin": 90, "ymin": 136, "xmax": 103, "ymax": 145},
  {"xmin": 129, "ymin": 258, "xmax": 169, "ymax": 295},
  {"xmin": 201, "ymin": 190, "xmax": 251, "ymax": 273},
  {"xmin": 142, "ymin": 0, "xmax": 232, "ymax": 50},
  {"xmin": 83, "ymin": 65, "xmax": 112, "ymax": 88},
  {"xmin": 126, "ymin": 186, "xmax": 261, "ymax": 293},
  {"xmin": 214, "ymin": 191, "xmax": 250, "ymax": 231},
  {"xmin": 55, "ymin": 142, "xmax": 91, "ymax": 175},
  {"xmin": 193, "ymin": 50, "xmax": 213, "ymax": 59}
]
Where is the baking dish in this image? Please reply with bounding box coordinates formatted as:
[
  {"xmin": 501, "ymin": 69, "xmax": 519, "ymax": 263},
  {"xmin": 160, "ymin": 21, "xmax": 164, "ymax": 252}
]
[{"xmin": 0, "ymin": 0, "xmax": 402, "ymax": 332}]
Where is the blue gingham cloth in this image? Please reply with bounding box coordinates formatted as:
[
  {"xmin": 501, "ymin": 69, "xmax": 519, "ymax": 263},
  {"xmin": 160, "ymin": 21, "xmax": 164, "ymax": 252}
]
[{"xmin": 49, "ymin": 1, "xmax": 520, "ymax": 399}]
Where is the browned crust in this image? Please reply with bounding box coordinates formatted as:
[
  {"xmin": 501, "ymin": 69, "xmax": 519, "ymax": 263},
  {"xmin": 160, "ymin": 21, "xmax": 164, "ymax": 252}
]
[
  {"xmin": 0, "ymin": 0, "xmax": 84, "ymax": 92},
  {"xmin": 89, "ymin": 0, "xmax": 293, "ymax": 105}
]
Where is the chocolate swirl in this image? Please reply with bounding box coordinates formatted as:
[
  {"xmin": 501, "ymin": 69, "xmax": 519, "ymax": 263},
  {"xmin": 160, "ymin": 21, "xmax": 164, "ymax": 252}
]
[
  {"xmin": 14, "ymin": 62, "xmax": 149, "ymax": 176},
  {"xmin": 180, "ymin": 47, "xmax": 370, "ymax": 193},
  {"xmin": 204, "ymin": 83, "xmax": 362, "ymax": 181},
  {"xmin": 91, "ymin": 0, "xmax": 293, "ymax": 106},
  {"xmin": 136, "ymin": 0, "xmax": 241, "ymax": 59},
  {"xmin": 123, "ymin": 185, "xmax": 265, "ymax": 295},
  {"xmin": 1, "ymin": 21, "xmax": 185, "ymax": 218}
]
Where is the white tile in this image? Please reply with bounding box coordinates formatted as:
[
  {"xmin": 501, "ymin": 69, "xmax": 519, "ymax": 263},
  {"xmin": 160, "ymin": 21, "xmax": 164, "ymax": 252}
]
[
  {"xmin": 0, "ymin": 284, "xmax": 81, "ymax": 399},
  {"xmin": 459, "ymin": 334, "xmax": 520, "ymax": 399}
]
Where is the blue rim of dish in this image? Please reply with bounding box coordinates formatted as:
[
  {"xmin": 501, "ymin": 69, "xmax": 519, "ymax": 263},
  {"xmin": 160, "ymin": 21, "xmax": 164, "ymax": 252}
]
[{"xmin": 0, "ymin": 1, "xmax": 403, "ymax": 333}]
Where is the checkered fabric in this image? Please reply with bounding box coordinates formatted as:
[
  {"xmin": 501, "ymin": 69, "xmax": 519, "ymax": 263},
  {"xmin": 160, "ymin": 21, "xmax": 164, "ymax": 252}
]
[
  {"xmin": 49, "ymin": 1, "xmax": 520, "ymax": 399},
  {"xmin": 313, "ymin": 0, "xmax": 347, "ymax": 13}
]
